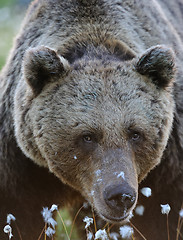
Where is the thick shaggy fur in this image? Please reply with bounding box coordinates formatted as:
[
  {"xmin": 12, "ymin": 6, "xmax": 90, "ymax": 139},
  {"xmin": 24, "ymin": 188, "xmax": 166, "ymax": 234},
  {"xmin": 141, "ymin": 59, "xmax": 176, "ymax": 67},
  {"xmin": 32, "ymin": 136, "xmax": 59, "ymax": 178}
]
[{"xmin": 0, "ymin": 1, "xmax": 183, "ymax": 239}]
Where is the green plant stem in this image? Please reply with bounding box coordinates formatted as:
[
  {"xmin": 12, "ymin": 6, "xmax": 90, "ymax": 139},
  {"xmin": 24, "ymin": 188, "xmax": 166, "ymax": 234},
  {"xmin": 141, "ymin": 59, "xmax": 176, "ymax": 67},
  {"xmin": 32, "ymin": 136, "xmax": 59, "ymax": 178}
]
[
  {"xmin": 69, "ymin": 205, "xmax": 84, "ymax": 239},
  {"xmin": 57, "ymin": 211, "xmax": 70, "ymax": 240}
]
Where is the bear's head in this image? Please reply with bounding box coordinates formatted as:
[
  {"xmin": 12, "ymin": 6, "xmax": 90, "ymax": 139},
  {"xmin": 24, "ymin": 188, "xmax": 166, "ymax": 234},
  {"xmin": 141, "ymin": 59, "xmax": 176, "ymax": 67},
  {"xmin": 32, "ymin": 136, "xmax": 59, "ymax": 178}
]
[{"xmin": 14, "ymin": 44, "xmax": 175, "ymax": 223}]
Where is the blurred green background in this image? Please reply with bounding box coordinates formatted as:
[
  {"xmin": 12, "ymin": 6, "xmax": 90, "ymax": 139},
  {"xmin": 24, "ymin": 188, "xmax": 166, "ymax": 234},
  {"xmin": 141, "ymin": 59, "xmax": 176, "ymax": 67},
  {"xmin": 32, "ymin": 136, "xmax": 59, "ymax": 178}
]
[
  {"xmin": 0, "ymin": 0, "xmax": 31, "ymax": 69},
  {"xmin": 0, "ymin": 1, "xmax": 80, "ymax": 239}
]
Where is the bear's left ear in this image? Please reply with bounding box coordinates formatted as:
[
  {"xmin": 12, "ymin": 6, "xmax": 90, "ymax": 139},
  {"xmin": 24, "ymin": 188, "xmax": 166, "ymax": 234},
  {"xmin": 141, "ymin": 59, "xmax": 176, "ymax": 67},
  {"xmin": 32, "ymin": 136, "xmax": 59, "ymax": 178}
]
[
  {"xmin": 135, "ymin": 45, "xmax": 175, "ymax": 88},
  {"xmin": 23, "ymin": 46, "xmax": 70, "ymax": 96}
]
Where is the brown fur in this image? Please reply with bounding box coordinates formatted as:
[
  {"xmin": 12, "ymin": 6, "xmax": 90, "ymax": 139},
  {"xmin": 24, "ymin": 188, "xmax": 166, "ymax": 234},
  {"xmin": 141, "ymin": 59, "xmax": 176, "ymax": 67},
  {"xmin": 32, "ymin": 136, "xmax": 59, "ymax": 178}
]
[{"xmin": 0, "ymin": 0, "xmax": 183, "ymax": 239}]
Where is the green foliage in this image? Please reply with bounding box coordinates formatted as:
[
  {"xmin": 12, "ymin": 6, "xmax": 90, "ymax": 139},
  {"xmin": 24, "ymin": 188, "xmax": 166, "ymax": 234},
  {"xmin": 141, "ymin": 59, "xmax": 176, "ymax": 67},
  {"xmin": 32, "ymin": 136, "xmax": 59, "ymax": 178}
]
[
  {"xmin": 55, "ymin": 209, "xmax": 79, "ymax": 240},
  {"xmin": 0, "ymin": 0, "xmax": 16, "ymax": 8},
  {"xmin": 0, "ymin": 8, "xmax": 24, "ymax": 70},
  {"xmin": 0, "ymin": 25, "xmax": 14, "ymax": 70}
]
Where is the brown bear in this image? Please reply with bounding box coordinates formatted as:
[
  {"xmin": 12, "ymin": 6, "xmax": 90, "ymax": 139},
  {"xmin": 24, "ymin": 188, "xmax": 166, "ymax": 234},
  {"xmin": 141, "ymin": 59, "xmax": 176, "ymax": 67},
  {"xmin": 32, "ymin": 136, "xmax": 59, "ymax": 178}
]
[{"xmin": 0, "ymin": 0, "xmax": 183, "ymax": 239}]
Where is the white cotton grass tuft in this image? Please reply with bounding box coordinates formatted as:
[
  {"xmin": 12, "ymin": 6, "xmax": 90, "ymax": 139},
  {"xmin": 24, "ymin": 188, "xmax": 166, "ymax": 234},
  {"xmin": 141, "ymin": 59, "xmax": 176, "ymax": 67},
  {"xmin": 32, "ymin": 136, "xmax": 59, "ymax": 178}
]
[
  {"xmin": 95, "ymin": 229, "xmax": 108, "ymax": 240},
  {"xmin": 97, "ymin": 178, "xmax": 102, "ymax": 183},
  {"xmin": 109, "ymin": 232, "xmax": 119, "ymax": 240},
  {"xmin": 45, "ymin": 226, "xmax": 56, "ymax": 237},
  {"xmin": 90, "ymin": 190, "xmax": 95, "ymax": 196},
  {"xmin": 83, "ymin": 202, "xmax": 90, "ymax": 209},
  {"xmin": 114, "ymin": 171, "xmax": 125, "ymax": 180},
  {"xmin": 119, "ymin": 225, "xmax": 134, "ymax": 239},
  {"xmin": 161, "ymin": 204, "xmax": 171, "ymax": 215},
  {"xmin": 117, "ymin": 171, "xmax": 125, "ymax": 180},
  {"xmin": 41, "ymin": 205, "xmax": 57, "ymax": 232},
  {"xmin": 128, "ymin": 211, "xmax": 134, "ymax": 221},
  {"xmin": 95, "ymin": 169, "xmax": 101, "ymax": 176},
  {"xmin": 6, "ymin": 214, "xmax": 16, "ymax": 225},
  {"xmin": 179, "ymin": 209, "xmax": 183, "ymax": 218},
  {"xmin": 65, "ymin": 219, "xmax": 72, "ymax": 226},
  {"xmin": 83, "ymin": 216, "xmax": 93, "ymax": 229},
  {"xmin": 140, "ymin": 187, "xmax": 152, "ymax": 197},
  {"xmin": 4, "ymin": 225, "xmax": 13, "ymax": 239},
  {"xmin": 50, "ymin": 204, "xmax": 58, "ymax": 212},
  {"xmin": 87, "ymin": 231, "xmax": 93, "ymax": 240},
  {"xmin": 135, "ymin": 205, "xmax": 145, "ymax": 216},
  {"xmin": 47, "ymin": 217, "xmax": 57, "ymax": 229},
  {"xmin": 42, "ymin": 207, "xmax": 52, "ymax": 222}
]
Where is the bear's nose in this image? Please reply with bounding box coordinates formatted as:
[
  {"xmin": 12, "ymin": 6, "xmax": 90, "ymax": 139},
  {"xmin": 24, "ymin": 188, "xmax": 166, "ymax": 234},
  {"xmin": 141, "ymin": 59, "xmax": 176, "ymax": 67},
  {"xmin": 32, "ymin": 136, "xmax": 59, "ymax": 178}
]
[{"xmin": 103, "ymin": 183, "xmax": 136, "ymax": 212}]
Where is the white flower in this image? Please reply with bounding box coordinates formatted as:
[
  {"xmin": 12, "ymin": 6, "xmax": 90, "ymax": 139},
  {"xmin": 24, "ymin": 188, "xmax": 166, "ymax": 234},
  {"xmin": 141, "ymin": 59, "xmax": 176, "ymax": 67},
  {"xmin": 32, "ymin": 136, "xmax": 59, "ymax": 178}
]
[
  {"xmin": 90, "ymin": 190, "xmax": 95, "ymax": 196},
  {"xmin": 97, "ymin": 178, "xmax": 102, "ymax": 183},
  {"xmin": 45, "ymin": 227, "xmax": 55, "ymax": 237},
  {"xmin": 47, "ymin": 217, "xmax": 57, "ymax": 229},
  {"xmin": 83, "ymin": 202, "xmax": 89, "ymax": 209},
  {"xmin": 119, "ymin": 225, "xmax": 134, "ymax": 239},
  {"xmin": 117, "ymin": 171, "xmax": 125, "ymax": 180},
  {"xmin": 74, "ymin": 155, "xmax": 77, "ymax": 160},
  {"xmin": 7, "ymin": 214, "xmax": 16, "ymax": 225},
  {"xmin": 95, "ymin": 229, "xmax": 108, "ymax": 240},
  {"xmin": 83, "ymin": 216, "xmax": 93, "ymax": 229},
  {"xmin": 42, "ymin": 207, "xmax": 52, "ymax": 222},
  {"xmin": 95, "ymin": 169, "xmax": 101, "ymax": 176},
  {"xmin": 161, "ymin": 204, "xmax": 171, "ymax": 215},
  {"xmin": 140, "ymin": 187, "xmax": 152, "ymax": 197},
  {"xmin": 50, "ymin": 204, "xmax": 58, "ymax": 212},
  {"xmin": 41, "ymin": 206, "xmax": 57, "ymax": 229},
  {"xmin": 179, "ymin": 209, "xmax": 183, "ymax": 218},
  {"xmin": 65, "ymin": 220, "xmax": 72, "ymax": 226},
  {"xmin": 87, "ymin": 231, "xmax": 93, "ymax": 240},
  {"xmin": 128, "ymin": 211, "xmax": 134, "ymax": 220},
  {"xmin": 4, "ymin": 225, "xmax": 13, "ymax": 239},
  {"xmin": 135, "ymin": 205, "xmax": 145, "ymax": 216},
  {"xmin": 109, "ymin": 232, "xmax": 119, "ymax": 240}
]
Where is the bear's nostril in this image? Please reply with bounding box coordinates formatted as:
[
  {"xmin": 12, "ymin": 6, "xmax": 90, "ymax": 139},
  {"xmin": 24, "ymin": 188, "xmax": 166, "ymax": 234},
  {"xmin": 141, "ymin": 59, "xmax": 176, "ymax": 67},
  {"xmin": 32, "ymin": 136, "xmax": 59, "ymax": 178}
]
[
  {"xmin": 103, "ymin": 183, "xmax": 136, "ymax": 212},
  {"xmin": 122, "ymin": 193, "xmax": 136, "ymax": 209}
]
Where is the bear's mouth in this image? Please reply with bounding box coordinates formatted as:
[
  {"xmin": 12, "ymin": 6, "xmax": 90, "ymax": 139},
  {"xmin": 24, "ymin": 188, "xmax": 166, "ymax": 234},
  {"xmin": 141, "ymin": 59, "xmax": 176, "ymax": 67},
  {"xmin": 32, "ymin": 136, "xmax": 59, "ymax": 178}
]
[{"xmin": 100, "ymin": 211, "xmax": 131, "ymax": 224}]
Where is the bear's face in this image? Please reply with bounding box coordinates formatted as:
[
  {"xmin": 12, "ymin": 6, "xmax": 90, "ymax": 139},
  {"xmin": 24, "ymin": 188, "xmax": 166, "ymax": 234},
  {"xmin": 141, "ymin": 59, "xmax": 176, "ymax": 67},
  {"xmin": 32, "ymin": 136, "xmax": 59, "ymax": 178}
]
[{"xmin": 14, "ymin": 45, "xmax": 175, "ymax": 223}]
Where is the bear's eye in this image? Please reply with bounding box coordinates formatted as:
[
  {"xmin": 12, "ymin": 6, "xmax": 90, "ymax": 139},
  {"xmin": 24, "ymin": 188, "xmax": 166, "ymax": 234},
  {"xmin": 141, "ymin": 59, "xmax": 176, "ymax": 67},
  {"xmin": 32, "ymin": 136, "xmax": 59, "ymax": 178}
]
[
  {"xmin": 83, "ymin": 135, "xmax": 93, "ymax": 143},
  {"xmin": 128, "ymin": 129, "xmax": 142, "ymax": 143},
  {"xmin": 131, "ymin": 132, "xmax": 140, "ymax": 141}
]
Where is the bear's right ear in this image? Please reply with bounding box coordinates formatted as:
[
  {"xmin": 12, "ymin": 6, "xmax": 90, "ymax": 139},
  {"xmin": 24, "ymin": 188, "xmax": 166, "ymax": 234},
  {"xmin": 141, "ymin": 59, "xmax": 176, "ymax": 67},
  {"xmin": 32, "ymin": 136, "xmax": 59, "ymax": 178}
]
[
  {"xmin": 135, "ymin": 45, "xmax": 175, "ymax": 88},
  {"xmin": 23, "ymin": 46, "xmax": 70, "ymax": 96}
]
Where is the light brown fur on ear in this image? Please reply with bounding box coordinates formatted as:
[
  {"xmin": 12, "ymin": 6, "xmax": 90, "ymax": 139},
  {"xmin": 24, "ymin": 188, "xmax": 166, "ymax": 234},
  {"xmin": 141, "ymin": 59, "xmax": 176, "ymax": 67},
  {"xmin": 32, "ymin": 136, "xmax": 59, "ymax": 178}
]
[{"xmin": 23, "ymin": 46, "xmax": 70, "ymax": 95}]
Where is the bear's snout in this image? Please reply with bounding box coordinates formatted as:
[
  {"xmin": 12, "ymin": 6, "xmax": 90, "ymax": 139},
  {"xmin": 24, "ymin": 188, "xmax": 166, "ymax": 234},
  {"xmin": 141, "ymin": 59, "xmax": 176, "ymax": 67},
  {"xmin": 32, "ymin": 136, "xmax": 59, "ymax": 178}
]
[{"xmin": 103, "ymin": 182, "xmax": 136, "ymax": 213}]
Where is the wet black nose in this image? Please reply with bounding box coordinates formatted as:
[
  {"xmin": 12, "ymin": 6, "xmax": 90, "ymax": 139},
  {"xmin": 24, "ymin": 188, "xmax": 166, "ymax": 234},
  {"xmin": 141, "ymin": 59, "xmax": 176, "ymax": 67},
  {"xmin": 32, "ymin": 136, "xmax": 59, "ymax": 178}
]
[{"xmin": 103, "ymin": 183, "xmax": 136, "ymax": 212}]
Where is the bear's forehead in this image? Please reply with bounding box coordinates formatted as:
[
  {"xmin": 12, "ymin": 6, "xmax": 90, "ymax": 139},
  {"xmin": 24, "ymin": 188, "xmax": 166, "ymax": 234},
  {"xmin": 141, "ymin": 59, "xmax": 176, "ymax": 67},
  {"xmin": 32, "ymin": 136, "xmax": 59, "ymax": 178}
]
[
  {"xmin": 45, "ymin": 72, "xmax": 163, "ymax": 129},
  {"xmin": 37, "ymin": 60, "xmax": 169, "ymax": 133},
  {"xmin": 63, "ymin": 66, "xmax": 160, "ymax": 108}
]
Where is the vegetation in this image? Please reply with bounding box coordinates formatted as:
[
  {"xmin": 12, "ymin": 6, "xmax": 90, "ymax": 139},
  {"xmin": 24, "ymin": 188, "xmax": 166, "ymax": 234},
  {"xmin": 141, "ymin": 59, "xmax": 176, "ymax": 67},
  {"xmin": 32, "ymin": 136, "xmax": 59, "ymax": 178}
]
[{"xmin": 0, "ymin": 11, "xmax": 23, "ymax": 69}]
